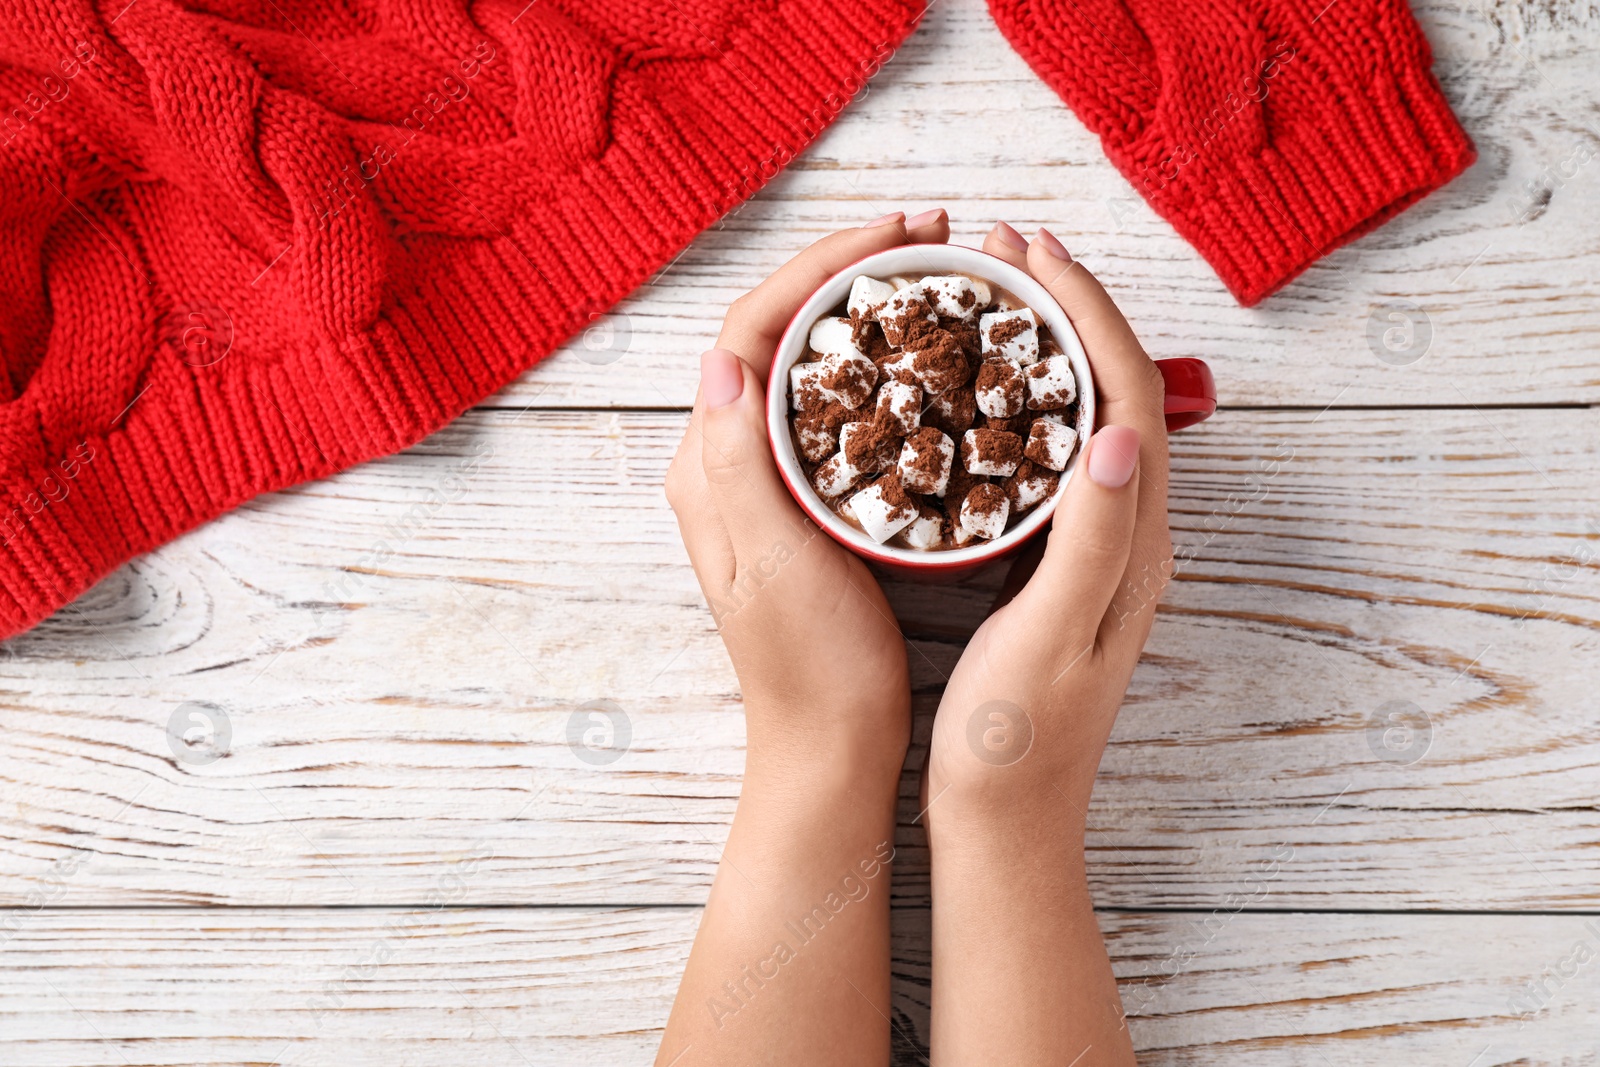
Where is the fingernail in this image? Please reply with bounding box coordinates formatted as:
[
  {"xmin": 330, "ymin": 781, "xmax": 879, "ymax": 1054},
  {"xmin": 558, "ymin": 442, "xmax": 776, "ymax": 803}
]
[
  {"xmin": 1087, "ymin": 426, "xmax": 1140, "ymax": 488},
  {"xmin": 700, "ymin": 349, "xmax": 744, "ymax": 410},
  {"xmin": 1034, "ymin": 227, "xmax": 1072, "ymax": 263},
  {"xmin": 904, "ymin": 207, "xmax": 946, "ymax": 229},
  {"xmin": 990, "ymin": 221, "xmax": 1029, "ymax": 252},
  {"xmin": 864, "ymin": 211, "xmax": 904, "ymax": 229}
]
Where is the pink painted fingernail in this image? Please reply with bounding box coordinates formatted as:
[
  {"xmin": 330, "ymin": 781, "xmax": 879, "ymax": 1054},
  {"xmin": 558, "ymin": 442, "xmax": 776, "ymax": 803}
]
[
  {"xmin": 864, "ymin": 211, "xmax": 904, "ymax": 229},
  {"xmin": 1087, "ymin": 426, "xmax": 1140, "ymax": 488},
  {"xmin": 1034, "ymin": 227, "xmax": 1072, "ymax": 263},
  {"xmin": 990, "ymin": 221, "xmax": 1029, "ymax": 252},
  {"xmin": 904, "ymin": 207, "xmax": 946, "ymax": 229},
  {"xmin": 700, "ymin": 349, "xmax": 745, "ymax": 410}
]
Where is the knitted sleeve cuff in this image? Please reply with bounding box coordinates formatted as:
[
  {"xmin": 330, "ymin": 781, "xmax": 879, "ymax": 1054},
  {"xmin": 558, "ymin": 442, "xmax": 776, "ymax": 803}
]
[{"xmin": 1144, "ymin": 51, "xmax": 1476, "ymax": 307}]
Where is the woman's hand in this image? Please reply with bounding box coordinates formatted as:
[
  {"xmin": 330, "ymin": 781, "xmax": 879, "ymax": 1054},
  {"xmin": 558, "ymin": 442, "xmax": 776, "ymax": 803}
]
[
  {"xmin": 657, "ymin": 210, "xmax": 951, "ymax": 1067},
  {"xmin": 925, "ymin": 224, "xmax": 1174, "ymax": 829},
  {"xmin": 924, "ymin": 225, "xmax": 1169, "ymax": 1067},
  {"xmin": 664, "ymin": 210, "xmax": 951, "ymax": 786}
]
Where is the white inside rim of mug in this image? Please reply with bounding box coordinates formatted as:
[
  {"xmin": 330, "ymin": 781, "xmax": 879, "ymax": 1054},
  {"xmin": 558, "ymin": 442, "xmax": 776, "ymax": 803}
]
[{"xmin": 766, "ymin": 243, "xmax": 1097, "ymax": 567}]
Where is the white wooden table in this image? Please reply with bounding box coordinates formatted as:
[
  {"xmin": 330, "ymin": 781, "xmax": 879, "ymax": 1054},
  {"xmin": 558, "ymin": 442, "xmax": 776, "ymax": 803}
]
[{"xmin": 4, "ymin": 2, "xmax": 1599, "ymax": 1063}]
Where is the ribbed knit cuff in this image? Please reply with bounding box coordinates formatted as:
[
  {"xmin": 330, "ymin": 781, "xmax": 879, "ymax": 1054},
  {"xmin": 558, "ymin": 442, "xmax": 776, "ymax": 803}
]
[
  {"xmin": 1150, "ymin": 58, "xmax": 1476, "ymax": 307},
  {"xmin": 0, "ymin": 0, "xmax": 925, "ymax": 639}
]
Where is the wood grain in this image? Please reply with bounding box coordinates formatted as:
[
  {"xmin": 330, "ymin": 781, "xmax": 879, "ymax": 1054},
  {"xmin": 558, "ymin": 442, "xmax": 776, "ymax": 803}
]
[
  {"xmin": 3, "ymin": 4, "xmax": 1599, "ymax": 1060},
  {"xmin": 4, "ymin": 407, "xmax": 1595, "ymax": 908},
  {"xmin": 0, "ymin": 908, "xmax": 1595, "ymax": 1066},
  {"xmin": 493, "ymin": 0, "xmax": 1600, "ymax": 411}
]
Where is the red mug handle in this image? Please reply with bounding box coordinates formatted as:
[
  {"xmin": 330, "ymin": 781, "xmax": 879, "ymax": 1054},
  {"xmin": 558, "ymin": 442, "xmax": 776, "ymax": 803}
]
[{"xmin": 1156, "ymin": 357, "xmax": 1216, "ymax": 432}]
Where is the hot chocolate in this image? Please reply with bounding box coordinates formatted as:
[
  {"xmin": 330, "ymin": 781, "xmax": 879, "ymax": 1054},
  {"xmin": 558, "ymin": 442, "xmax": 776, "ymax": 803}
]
[{"xmin": 787, "ymin": 272, "xmax": 1082, "ymax": 550}]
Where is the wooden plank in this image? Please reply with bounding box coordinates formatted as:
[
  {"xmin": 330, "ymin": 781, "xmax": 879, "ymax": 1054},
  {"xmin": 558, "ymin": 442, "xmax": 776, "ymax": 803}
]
[
  {"xmin": 494, "ymin": 0, "xmax": 1600, "ymax": 410},
  {"xmin": 2, "ymin": 407, "xmax": 1597, "ymax": 907},
  {"xmin": 0, "ymin": 908, "xmax": 1595, "ymax": 1065}
]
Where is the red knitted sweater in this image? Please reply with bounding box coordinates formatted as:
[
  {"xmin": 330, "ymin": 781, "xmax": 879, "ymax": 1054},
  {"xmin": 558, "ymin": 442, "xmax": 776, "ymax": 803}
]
[
  {"xmin": 0, "ymin": 0, "xmax": 925, "ymax": 638},
  {"xmin": 0, "ymin": 0, "xmax": 1472, "ymax": 639}
]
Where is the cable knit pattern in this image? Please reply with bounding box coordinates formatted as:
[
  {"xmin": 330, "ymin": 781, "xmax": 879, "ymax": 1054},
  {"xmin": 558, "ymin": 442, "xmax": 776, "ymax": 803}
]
[
  {"xmin": 0, "ymin": 0, "xmax": 925, "ymax": 638},
  {"xmin": 987, "ymin": 0, "xmax": 1477, "ymax": 306},
  {"xmin": 0, "ymin": 0, "xmax": 1478, "ymax": 638}
]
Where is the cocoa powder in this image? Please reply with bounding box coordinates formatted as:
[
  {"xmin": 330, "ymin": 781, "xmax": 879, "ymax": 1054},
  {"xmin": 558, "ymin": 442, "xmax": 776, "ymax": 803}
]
[
  {"xmin": 977, "ymin": 412, "xmax": 1028, "ymax": 435},
  {"xmin": 901, "ymin": 427, "xmax": 946, "ymax": 482},
  {"xmin": 961, "ymin": 428, "xmax": 1023, "ymax": 470},
  {"xmin": 851, "ymin": 313, "xmax": 893, "ymax": 361},
  {"xmin": 986, "ymin": 316, "xmax": 1029, "ymax": 348},
  {"xmin": 925, "ymin": 386, "xmax": 976, "ymax": 437},
  {"xmin": 842, "ymin": 418, "xmax": 900, "ymax": 471},
  {"xmin": 821, "ymin": 356, "xmax": 873, "ymax": 398},
  {"xmin": 943, "ymin": 319, "xmax": 982, "ymax": 359},
  {"xmin": 942, "ymin": 464, "xmax": 980, "ymax": 525},
  {"xmin": 1005, "ymin": 459, "xmax": 1060, "ymax": 506},
  {"xmin": 964, "ymin": 482, "xmax": 1007, "ymax": 519},
  {"xmin": 904, "ymin": 329, "xmax": 968, "ymax": 394},
  {"xmin": 873, "ymin": 472, "xmax": 915, "ymax": 522},
  {"xmin": 880, "ymin": 294, "xmax": 937, "ymax": 348}
]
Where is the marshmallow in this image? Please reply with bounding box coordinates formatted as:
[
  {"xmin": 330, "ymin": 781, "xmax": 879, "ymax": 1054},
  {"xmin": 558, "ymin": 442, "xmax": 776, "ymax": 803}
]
[
  {"xmin": 848, "ymin": 275, "xmax": 897, "ymax": 322},
  {"xmin": 795, "ymin": 419, "xmax": 837, "ymax": 463},
  {"xmin": 790, "ymin": 362, "xmax": 826, "ymax": 412},
  {"xmin": 926, "ymin": 386, "xmax": 976, "ymax": 437},
  {"xmin": 969, "ymin": 276, "xmax": 993, "ymax": 308},
  {"xmin": 902, "ymin": 507, "xmax": 946, "ymax": 551},
  {"xmin": 878, "ymin": 349, "xmax": 919, "ymax": 386},
  {"xmin": 903, "ymin": 330, "xmax": 969, "ymax": 395},
  {"xmin": 813, "ymin": 453, "xmax": 868, "ymax": 499},
  {"xmin": 980, "ymin": 308, "xmax": 1040, "ymax": 365},
  {"xmin": 1038, "ymin": 410, "xmax": 1069, "ymax": 425},
  {"xmin": 898, "ymin": 427, "xmax": 954, "ymax": 495},
  {"xmin": 1025, "ymin": 355, "xmax": 1076, "ymax": 410},
  {"xmin": 961, "ymin": 428, "xmax": 1023, "ymax": 478},
  {"xmin": 846, "ymin": 476, "xmax": 918, "ymax": 543},
  {"xmin": 1024, "ymin": 418, "xmax": 1078, "ymax": 471},
  {"xmin": 817, "ymin": 351, "xmax": 878, "ymax": 409},
  {"xmin": 840, "ymin": 420, "xmax": 898, "ymax": 473},
  {"xmin": 960, "ymin": 483, "xmax": 1010, "ymax": 540},
  {"xmin": 975, "ymin": 358, "xmax": 1024, "ymax": 418},
  {"xmin": 879, "ymin": 283, "xmax": 938, "ymax": 347},
  {"xmin": 809, "ymin": 315, "xmax": 864, "ymax": 359},
  {"xmin": 921, "ymin": 275, "xmax": 980, "ymax": 321},
  {"xmin": 875, "ymin": 379, "xmax": 922, "ymax": 435},
  {"xmin": 1006, "ymin": 460, "xmax": 1060, "ymax": 512}
]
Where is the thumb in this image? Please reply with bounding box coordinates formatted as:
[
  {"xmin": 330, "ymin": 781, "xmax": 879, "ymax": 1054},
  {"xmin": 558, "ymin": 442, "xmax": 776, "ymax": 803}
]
[
  {"xmin": 699, "ymin": 348, "xmax": 812, "ymax": 568},
  {"xmin": 1015, "ymin": 425, "xmax": 1141, "ymax": 649}
]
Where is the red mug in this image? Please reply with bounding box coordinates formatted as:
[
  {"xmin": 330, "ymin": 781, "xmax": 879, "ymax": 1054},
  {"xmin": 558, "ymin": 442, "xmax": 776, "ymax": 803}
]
[{"xmin": 766, "ymin": 245, "xmax": 1214, "ymax": 578}]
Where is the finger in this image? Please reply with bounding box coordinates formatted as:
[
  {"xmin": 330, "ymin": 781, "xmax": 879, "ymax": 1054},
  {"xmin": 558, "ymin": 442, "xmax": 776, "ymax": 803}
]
[
  {"xmin": 1012, "ymin": 425, "xmax": 1141, "ymax": 653},
  {"xmin": 665, "ymin": 388, "xmax": 736, "ymax": 589},
  {"xmin": 1027, "ymin": 229, "xmax": 1173, "ymax": 660},
  {"xmin": 989, "ymin": 535, "xmax": 1045, "ymax": 615},
  {"xmin": 980, "ymin": 221, "xmax": 1031, "ymax": 273},
  {"xmin": 716, "ymin": 210, "xmax": 951, "ymax": 382},
  {"xmin": 901, "ymin": 206, "xmax": 952, "ymax": 244},
  {"xmin": 698, "ymin": 347, "xmax": 814, "ymax": 571},
  {"xmin": 1025, "ymin": 230, "xmax": 1168, "ymax": 451}
]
